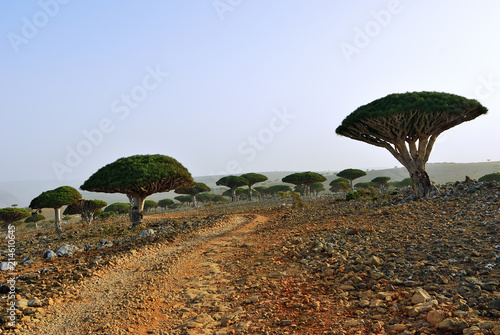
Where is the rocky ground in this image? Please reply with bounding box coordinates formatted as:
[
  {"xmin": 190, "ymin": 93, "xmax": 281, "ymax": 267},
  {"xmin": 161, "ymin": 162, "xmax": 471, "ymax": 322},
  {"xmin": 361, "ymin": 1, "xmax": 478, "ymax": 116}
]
[{"xmin": 0, "ymin": 180, "xmax": 499, "ymax": 334}]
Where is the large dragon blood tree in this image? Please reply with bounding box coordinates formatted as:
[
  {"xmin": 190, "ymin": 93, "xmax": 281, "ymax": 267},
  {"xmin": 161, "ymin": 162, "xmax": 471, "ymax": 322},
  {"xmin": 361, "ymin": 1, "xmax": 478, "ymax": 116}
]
[
  {"xmin": 336, "ymin": 92, "xmax": 487, "ymax": 198},
  {"xmin": 80, "ymin": 154, "xmax": 195, "ymax": 226}
]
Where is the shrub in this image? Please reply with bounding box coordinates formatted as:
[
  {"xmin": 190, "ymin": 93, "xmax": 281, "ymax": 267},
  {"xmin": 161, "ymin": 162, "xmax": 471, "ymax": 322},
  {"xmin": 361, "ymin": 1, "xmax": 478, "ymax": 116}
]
[
  {"xmin": 291, "ymin": 192, "xmax": 305, "ymax": 210},
  {"xmin": 104, "ymin": 203, "xmax": 130, "ymax": 214},
  {"xmin": 25, "ymin": 214, "xmax": 45, "ymax": 223},
  {"xmin": 478, "ymin": 172, "xmax": 500, "ymax": 182},
  {"xmin": 346, "ymin": 192, "xmax": 360, "ymax": 201}
]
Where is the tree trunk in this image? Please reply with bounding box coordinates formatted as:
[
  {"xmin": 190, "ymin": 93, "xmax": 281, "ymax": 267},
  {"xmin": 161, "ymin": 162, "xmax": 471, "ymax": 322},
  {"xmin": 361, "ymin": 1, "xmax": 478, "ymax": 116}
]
[
  {"xmin": 128, "ymin": 194, "xmax": 146, "ymax": 227},
  {"xmin": 192, "ymin": 195, "xmax": 197, "ymax": 208},
  {"xmin": 349, "ymin": 180, "xmax": 354, "ymax": 192},
  {"xmin": 408, "ymin": 164, "xmax": 439, "ymax": 198},
  {"xmin": 54, "ymin": 207, "xmax": 63, "ymax": 234},
  {"xmin": 248, "ymin": 186, "xmax": 253, "ymax": 202},
  {"xmin": 231, "ymin": 188, "xmax": 236, "ymax": 202}
]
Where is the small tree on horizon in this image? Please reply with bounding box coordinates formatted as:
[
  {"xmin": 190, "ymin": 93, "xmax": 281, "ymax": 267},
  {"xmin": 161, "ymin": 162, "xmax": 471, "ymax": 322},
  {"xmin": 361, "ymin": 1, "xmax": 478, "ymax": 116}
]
[
  {"xmin": 63, "ymin": 199, "xmax": 107, "ymax": 225},
  {"xmin": 29, "ymin": 186, "xmax": 82, "ymax": 233},
  {"xmin": 329, "ymin": 178, "xmax": 350, "ymax": 193},
  {"xmin": 175, "ymin": 182, "xmax": 211, "ymax": 207},
  {"xmin": 282, "ymin": 172, "xmax": 326, "ymax": 196},
  {"xmin": 310, "ymin": 182, "xmax": 326, "ymax": 196},
  {"xmin": 216, "ymin": 176, "xmax": 248, "ymax": 202},
  {"xmin": 336, "ymin": 169, "xmax": 366, "ymax": 192},
  {"xmin": 143, "ymin": 200, "xmax": 158, "ymax": 213},
  {"xmin": 240, "ymin": 173, "xmax": 268, "ymax": 201},
  {"xmin": 336, "ymin": 91, "xmax": 487, "ymax": 198},
  {"xmin": 158, "ymin": 198, "xmax": 174, "ymax": 210},
  {"xmin": 174, "ymin": 195, "xmax": 192, "ymax": 206},
  {"xmin": 104, "ymin": 202, "xmax": 130, "ymax": 214},
  {"xmin": 372, "ymin": 176, "xmax": 391, "ymax": 189},
  {"xmin": 80, "ymin": 154, "xmax": 195, "ymax": 227},
  {"xmin": 25, "ymin": 213, "xmax": 45, "ymax": 229}
]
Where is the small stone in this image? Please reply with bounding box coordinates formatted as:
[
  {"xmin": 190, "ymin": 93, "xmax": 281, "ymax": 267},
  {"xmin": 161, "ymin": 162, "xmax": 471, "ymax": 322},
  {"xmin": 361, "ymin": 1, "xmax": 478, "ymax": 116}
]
[
  {"xmin": 42, "ymin": 249, "xmax": 57, "ymax": 260},
  {"xmin": 437, "ymin": 318, "xmax": 469, "ymax": 334},
  {"xmin": 463, "ymin": 326, "xmax": 481, "ymax": 335},
  {"xmin": 245, "ymin": 295, "xmax": 259, "ymax": 304},
  {"xmin": 28, "ymin": 298, "xmax": 42, "ymax": 307},
  {"xmin": 411, "ymin": 287, "xmax": 431, "ymax": 304},
  {"xmin": 281, "ymin": 320, "xmax": 292, "ymax": 326},
  {"xmin": 15, "ymin": 299, "xmax": 29, "ymax": 309},
  {"xmin": 369, "ymin": 255, "xmax": 382, "ymax": 266},
  {"xmin": 56, "ymin": 244, "xmax": 79, "ymax": 257},
  {"xmin": 359, "ymin": 299, "xmax": 370, "ymax": 308},
  {"xmin": 488, "ymin": 298, "xmax": 500, "ymax": 310},
  {"xmin": 426, "ymin": 309, "xmax": 444, "ymax": 326},
  {"xmin": 388, "ymin": 324, "xmax": 406, "ymax": 331},
  {"xmin": 139, "ymin": 229, "xmax": 156, "ymax": 238}
]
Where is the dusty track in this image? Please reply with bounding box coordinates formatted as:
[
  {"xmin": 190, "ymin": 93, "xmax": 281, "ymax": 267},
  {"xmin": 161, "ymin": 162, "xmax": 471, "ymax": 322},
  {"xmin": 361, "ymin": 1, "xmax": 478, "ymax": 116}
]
[{"xmin": 29, "ymin": 214, "xmax": 268, "ymax": 334}]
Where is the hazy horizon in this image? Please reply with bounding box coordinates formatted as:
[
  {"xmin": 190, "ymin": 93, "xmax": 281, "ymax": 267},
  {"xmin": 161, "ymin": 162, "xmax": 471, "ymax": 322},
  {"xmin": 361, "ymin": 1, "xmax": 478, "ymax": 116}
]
[{"xmin": 1, "ymin": 1, "xmax": 499, "ymax": 184}]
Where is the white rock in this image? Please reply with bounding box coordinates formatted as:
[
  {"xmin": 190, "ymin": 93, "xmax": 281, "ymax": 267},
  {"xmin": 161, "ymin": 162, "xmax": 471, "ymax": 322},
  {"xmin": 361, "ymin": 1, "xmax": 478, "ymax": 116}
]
[
  {"xmin": 139, "ymin": 229, "xmax": 156, "ymax": 238},
  {"xmin": 56, "ymin": 244, "xmax": 79, "ymax": 257}
]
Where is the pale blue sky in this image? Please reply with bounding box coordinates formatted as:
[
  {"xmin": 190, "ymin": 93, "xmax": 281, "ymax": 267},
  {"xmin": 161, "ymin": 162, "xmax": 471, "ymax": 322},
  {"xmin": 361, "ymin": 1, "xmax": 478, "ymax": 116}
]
[{"xmin": 1, "ymin": 0, "xmax": 499, "ymax": 183}]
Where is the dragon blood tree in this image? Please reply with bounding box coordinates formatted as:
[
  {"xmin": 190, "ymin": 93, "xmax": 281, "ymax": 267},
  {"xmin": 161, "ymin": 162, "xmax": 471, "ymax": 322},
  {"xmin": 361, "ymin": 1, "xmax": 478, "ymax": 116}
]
[
  {"xmin": 336, "ymin": 92, "xmax": 487, "ymax": 198},
  {"xmin": 174, "ymin": 182, "xmax": 211, "ymax": 207},
  {"xmin": 240, "ymin": 173, "xmax": 268, "ymax": 201},
  {"xmin": 81, "ymin": 154, "xmax": 195, "ymax": 226},
  {"xmin": 63, "ymin": 199, "xmax": 107, "ymax": 225},
  {"xmin": 216, "ymin": 176, "xmax": 248, "ymax": 202},
  {"xmin": 282, "ymin": 171, "xmax": 326, "ymax": 196},
  {"xmin": 29, "ymin": 186, "xmax": 82, "ymax": 233}
]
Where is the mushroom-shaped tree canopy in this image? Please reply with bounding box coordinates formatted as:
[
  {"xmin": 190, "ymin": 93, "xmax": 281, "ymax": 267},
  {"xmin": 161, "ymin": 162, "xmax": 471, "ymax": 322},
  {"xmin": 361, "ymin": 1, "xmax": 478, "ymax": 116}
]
[
  {"xmin": 371, "ymin": 176, "xmax": 391, "ymax": 189},
  {"xmin": 29, "ymin": 186, "xmax": 82, "ymax": 233},
  {"xmin": 63, "ymin": 199, "xmax": 107, "ymax": 225},
  {"xmin": 336, "ymin": 169, "xmax": 367, "ymax": 192},
  {"xmin": 216, "ymin": 176, "xmax": 248, "ymax": 202},
  {"xmin": 81, "ymin": 154, "xmax": 194, "ymax": 226},
  {"xmin": 282, "ymin": 172, "xmax": 326, "ymax": 196},
  {"xmin": 336, "ymin": 91, "xmax": 487, "ymax": 198},
  {"xmin": 329, "ymin": 178, "xmax": 350, "ymax": 193},
  {"xmin": 175, "ymin": 182, "xmax": 211, "ymax": 207},
  {"xmin": 0, "ymin": 208, "xmax": 30, "ymax": 225},
  {"xmin": 157, "ymin": 198, "xmax": 174, "ymax": 209},
  {"xmin": 240, "ymin": 173, "xmax": 268, "ymax": 201}
]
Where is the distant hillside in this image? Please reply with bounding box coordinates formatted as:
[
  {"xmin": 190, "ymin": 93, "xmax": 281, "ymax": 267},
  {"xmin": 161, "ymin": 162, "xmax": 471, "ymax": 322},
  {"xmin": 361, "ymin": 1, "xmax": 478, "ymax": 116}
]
[{"xmin": 0, "ymin": 162, "xmax": 498, "ymax": 208}]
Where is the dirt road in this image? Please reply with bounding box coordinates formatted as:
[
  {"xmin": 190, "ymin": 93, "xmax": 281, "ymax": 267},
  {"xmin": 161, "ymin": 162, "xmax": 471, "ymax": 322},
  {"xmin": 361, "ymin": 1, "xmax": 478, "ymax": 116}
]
[{"xmin": 30, "ymin": 214, "xmax": 269, "ymax": 335}]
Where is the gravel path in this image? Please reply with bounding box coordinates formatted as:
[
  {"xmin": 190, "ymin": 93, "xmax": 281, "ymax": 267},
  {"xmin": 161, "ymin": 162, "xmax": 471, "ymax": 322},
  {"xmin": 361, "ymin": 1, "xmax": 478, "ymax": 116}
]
[{"xmin": 27, "ymin": 214, "xmax": 256, "ymax": 334}]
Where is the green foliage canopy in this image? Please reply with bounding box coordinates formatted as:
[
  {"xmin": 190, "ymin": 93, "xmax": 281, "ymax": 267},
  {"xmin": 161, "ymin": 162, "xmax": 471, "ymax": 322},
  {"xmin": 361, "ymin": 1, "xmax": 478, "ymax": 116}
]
[
  {"xmin": 157, "ymin": 199, "xmax": 174, "ymax": 208},
  {"xmin": 143, "ymin": 200, "xmax": 157, "ymax": 211},
  {"xmin": 337, "ymin": 169, "xmax": 366, "ymax": 181},
  {"xmin": 29, "ymin": 186, "xmax": 82, "ymax": 210},
  {"xmin": 0, "ymin": 208, "xmax": 30, "ymax": 224},
  {"xmin": 216, "ymin": 176, "xmax": 248, "ymax": 189},
  {"xmin": 25, "ymin": 213, "xmax": 45, "ymax": 223},
  {"xmin": 81, "ymin": 154, "xmax": 195, "ymax": 197},
  {"xmin": 282, "ymin": 172, "xmax": 326, "ymax": 186},
  {"xmin": 104, "ymin": 202, "xmax": 130, "ymax": 214},
  {"xmin": 174, "ymin": 182, "xmax": 211, "ymax": 196},
  {"xmin": 478, "ymin": 172, "xmax": 500, "ymax": 182},
  {"xmin": 371, "ymin": 176, "xmax": 391, "ymax": 187}
]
